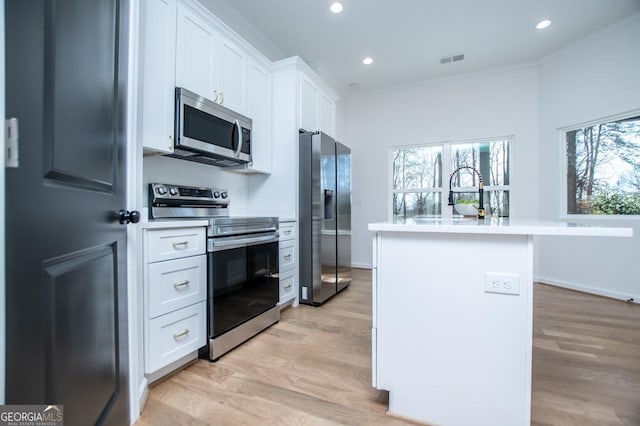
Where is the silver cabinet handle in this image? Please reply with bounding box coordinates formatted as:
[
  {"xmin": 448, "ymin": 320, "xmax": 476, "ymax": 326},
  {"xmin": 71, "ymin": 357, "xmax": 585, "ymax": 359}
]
[
  {"xmin": 284, "ymin": 285, "xmax": 292, "ymax": 291},
  {"xmin": 219, "ymin": 91, "xmax": 224, "ymax": 104},
  {"xmin": 173, "ymin": 280, "xmax": 190, "ymax": 289},
  {"xmin": 284, "ymin": 254, "xmax": 292, "ymax": 261},
  {"xmin": 283, "ymin": 230, "xmax": 292, "ymax": 235},
  {"xmin": 173, "ymin": 329, "xmax": 190, "ymax": 340},
  {"xmin": 172, "ymin": 241, "xmax": 189, "ymax": 249}
]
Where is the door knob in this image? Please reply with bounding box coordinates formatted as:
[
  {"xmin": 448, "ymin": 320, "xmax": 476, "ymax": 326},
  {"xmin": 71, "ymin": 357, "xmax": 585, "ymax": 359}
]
[{"xmin": 119, "ymin": 209, "xmax": 141, "ymax": 224}]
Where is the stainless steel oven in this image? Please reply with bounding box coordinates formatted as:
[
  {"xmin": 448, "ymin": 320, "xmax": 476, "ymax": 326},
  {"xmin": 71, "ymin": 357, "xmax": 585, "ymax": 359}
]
[
  {"xmin": 206, "ymin": 218, "xmax": 279, "ymax": 360},
  {"xmin": 148, "ymin": 183, "xmax": 280, "ymax": 361}
]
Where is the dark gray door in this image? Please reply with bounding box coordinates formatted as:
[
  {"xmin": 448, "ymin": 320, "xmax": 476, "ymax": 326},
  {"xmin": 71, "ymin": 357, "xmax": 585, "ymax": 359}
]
[{"xmin": 5, "ymin": 1, "xmax": 130, "ymax": 424}]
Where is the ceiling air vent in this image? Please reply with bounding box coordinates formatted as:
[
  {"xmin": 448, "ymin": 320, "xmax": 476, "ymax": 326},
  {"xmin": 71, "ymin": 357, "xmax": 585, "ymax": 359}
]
[{"xmin": 440, "ymin": 53, "xmax": 465, "ymax": 64}]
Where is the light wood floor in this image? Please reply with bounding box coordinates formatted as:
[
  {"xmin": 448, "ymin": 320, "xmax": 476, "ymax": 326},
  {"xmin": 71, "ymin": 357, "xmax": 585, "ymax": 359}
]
[{"xmin": 136, "ymin": 269, "xmax": 640, "ymax": 426}]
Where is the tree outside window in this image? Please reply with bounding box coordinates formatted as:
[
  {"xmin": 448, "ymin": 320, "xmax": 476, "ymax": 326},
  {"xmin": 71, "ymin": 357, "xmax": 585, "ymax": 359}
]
[{"xmin": 566, "ymin": 115, "xmax": 640, "ymax": 215}]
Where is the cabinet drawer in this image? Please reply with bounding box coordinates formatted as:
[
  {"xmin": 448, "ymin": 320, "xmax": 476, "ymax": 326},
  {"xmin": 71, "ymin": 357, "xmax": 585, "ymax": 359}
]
[
  {"xmin": 146, "ymin": 227, "xmax": 206, "ymax": 262},
  {"xmin": 147, "ymin": 255, "xmax": 206, "ymax": 318},
  {"xmin": 279, "ymin": 241, "xmax": 295, "ymax": 271},
  {"xmin": 279, "ymin": 222, "xmax": 295, "ymax": 241},
  {"xmin": 146, "ymin": 301, "xmax": 206, "ymax": 374},
  {"xmin": 279, "ymin": 270, "xmax": 295, "ymax": 302}
]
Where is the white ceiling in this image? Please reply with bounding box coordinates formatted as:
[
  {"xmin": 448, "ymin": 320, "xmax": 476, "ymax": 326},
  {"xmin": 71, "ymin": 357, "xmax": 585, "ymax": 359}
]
[{"xmin": 201, "ymin": 0, "xmax": 640, "ymax": 94}]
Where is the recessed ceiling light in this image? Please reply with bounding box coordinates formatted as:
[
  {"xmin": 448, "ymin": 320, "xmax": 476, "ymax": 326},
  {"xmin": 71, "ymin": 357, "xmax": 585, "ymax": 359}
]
[
  {"xmin": 536, "ymin": 19, "xmax": 551, "ymax": 30},
  {"xmin": 330, "ymin": 2, "xmax": 343, "ymax": 13},
  {"xmin": 362, "ymin": 57, "xmax": 373, "ymax": 65},
  {"xmin": 349, "ymin": 82, "xmax": 360, "ymax": 89}
]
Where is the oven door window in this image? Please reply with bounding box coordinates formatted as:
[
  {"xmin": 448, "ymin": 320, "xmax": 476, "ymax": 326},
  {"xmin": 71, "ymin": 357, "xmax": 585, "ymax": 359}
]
[{"xmin": 209, "ymin": 240, "xmax": 278, "ymax": 337}]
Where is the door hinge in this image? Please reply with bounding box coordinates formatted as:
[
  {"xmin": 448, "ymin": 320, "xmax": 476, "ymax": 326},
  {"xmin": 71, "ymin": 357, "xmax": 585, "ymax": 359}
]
[{"xmin": 5, "ymin": 118, "xmax": 19, "ymax": 168}]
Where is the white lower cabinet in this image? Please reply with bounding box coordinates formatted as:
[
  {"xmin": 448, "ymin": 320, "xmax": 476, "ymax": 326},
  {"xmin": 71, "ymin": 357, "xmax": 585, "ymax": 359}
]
[
  {"xmin": 144, "ymin": 226, "xmax": 207, "ymax": 377},
  {"xmin": 147, "ymin": 255, "xmax": 206, "ymax": 318},
  {"xmin": 279, "ymin": 270, "xmax": 295, "ymax": 301},
  {"xmin": 278, "ymin": 219, "xmax": 297, "ymax": 307},
  {"xmin": 146, "ymin": 301, "xmax": 206, "ymax": 374},
  {"xmin": 279, "ymin": 240, "xmax": 295, "ymax": 271}
]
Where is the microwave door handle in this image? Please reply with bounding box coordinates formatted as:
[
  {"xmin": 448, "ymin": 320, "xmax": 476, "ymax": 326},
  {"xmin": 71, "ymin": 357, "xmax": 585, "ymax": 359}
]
[{"xmin": 233, "ymin": 119, "xmax": 242, "ymax": 158}]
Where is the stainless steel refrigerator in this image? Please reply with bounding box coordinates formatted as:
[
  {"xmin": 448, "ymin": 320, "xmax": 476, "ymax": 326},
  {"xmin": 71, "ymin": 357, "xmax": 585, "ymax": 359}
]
[{"xmin": 299, "ymin": 130, "xmax": 352, "ymax": 305}]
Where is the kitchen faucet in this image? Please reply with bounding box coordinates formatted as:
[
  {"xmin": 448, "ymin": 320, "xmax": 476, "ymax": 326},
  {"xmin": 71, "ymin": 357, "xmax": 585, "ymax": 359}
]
[{"xmin": 448, "ymin": 166, "xmax": 485, "ymax": 220}]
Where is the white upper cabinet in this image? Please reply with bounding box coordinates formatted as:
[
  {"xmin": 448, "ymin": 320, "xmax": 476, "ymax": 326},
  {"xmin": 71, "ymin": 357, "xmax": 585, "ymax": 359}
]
[
  {"xmin": 176, "ymin": 5, "xmax": 247, "ymax": 114},
  {"xmin": 218, "ymin": 39, "xmax": 247, "ymax": 114},
  {"xmin": 318, "ymin": 93, "xmax": 336, "ymax": 138},
  {"xmin": 140, "ymin": 0, "xmax": 177, "ymax": 154},
  {"xmin": 299, "ymin": 75, "xmax": 318, "ymax": 133},
  {"xmin": 245, "ymin": 59, "xmax": 272, "ymax": 173},
  {"xmin": 176, "ymin": 6, "xmax": 219, "ymax": 100},
  {"xmin": 299, "ymin": 73, "xmax": 336, "ymax": 138}
]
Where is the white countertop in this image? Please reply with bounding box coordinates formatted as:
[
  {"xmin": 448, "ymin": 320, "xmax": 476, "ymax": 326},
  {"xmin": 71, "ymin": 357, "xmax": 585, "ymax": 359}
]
[{"xmin": 368, "ymin": 217, "xmax": 633, "ymax": 237}]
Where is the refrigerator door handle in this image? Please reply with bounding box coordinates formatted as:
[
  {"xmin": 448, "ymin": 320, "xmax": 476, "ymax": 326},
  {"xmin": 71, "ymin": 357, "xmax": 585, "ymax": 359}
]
[{"xmin": 324, "ymin": 189, "xmax": 334, "ymax": 220}]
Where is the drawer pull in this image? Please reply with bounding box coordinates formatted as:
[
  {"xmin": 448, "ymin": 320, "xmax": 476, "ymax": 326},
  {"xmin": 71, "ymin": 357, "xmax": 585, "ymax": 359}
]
[
  {"xmin": 173, "ymin": 280, "xmax": 190, "ymax": 289},
  {"xmin": 173, "ymin": 329, "xmax": 190, "ymax": 340},
  {"xmin": 284, "ymin": 254, "xmax": 292, "ymax": 261},
  {"xmin": 284, "ymin": 285, "xmax": 292, "ymax": 291},
  {"xmin": 283, "ymin": 230, "xmax": 292, "ymax": 235},
  {"xmin": 172, "ymin": 241, "xmax": 189, "ymax": 249}
]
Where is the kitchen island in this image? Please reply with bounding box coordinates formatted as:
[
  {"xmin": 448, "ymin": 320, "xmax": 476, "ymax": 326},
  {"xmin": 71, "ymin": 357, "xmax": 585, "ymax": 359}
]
[{"xmin": 368, "ymin": 218, "xmax": 632, "ymax": 426}]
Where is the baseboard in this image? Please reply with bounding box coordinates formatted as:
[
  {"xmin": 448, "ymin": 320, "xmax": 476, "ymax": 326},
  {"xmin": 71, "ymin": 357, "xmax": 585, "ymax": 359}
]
[
  {"xmin": 535, "ymin": 276, "xmax": 639, "ymax": 304},
  {"xmin": 138, "ymin": 377, "xmax": 149, "ymax": 414},
  {"xmin": 352, "ymin": 262, "xmax": 372, "ymax": 269},
  {"xmin": 145, "ymin": 350, "xmax": 199, "ymax": 385}
]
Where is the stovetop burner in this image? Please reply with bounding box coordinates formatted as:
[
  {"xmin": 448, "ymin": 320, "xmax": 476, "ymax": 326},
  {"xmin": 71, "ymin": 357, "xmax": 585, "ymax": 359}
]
[{"xmin": 148, "ymin": 183, "xmax": 278, "ymax": 236}]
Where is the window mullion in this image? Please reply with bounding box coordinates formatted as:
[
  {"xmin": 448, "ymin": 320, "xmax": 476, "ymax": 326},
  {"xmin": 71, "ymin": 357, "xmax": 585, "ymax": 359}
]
[{"xmin": 442, "ymin": 142, "xmax": 453, "ymax": 218}]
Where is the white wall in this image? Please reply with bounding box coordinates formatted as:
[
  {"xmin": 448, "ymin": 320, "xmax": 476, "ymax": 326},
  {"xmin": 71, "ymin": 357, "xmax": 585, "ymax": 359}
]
[
  {"xmin": 535, "ymin": 14, "xmax": 640, "ymax": 301},
  {"xmin": 346, "ymin": 66, "xmax": 540, "ymax": 268},
  {"xmin": 143, "ymin": 156, "xmax": 250, "ymax": 215}
]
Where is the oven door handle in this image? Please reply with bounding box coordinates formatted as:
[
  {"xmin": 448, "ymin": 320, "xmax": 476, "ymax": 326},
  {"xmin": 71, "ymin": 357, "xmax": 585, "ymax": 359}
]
[{"xmin": 210, "ymin": 233, "xmax": 278, "ymax": 252}]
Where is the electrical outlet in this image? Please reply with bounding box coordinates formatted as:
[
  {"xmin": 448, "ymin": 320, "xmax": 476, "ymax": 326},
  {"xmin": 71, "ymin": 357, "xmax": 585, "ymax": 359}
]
[
  {"xmin": 484, "ymin": 273, "xmax": 520, "ymax": 295},
  {"xmin": 302, "ymin": 286, "xmax": 308, "ymax": 300}
]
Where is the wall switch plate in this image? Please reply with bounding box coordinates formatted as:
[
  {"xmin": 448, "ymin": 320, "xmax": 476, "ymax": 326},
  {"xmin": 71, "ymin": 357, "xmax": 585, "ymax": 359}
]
[
  {"xmin": 302, "ymin": 286, "xmax": 308, "ymax": 300},
  {"xmin": 484, "ymin": 273, "xmax": 520, "ymax": 295}
]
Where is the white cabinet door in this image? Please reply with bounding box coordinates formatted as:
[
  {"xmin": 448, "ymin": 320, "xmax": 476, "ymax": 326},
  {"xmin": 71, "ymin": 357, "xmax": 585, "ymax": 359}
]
[
  {"xmin": 318, "ymin": 93, "xmax": 335, "ymax": 138},
  {"xmin": 140, "ymin": 0, "xmax": 177, "ymax": 153},
  {"xmin": 176, "ymin": 5, "xmax": 218, "ymax": 101},
  {"xmin": 245, "ymin": 59, "xmax": 272, "ymax": 173},
  {"xmin": 299, "ymin": 74, "xmax": 318, "ymax": 132},
  {"xmin": 218, "ymin": 38, "xmax": 246, "ymax": 113}
]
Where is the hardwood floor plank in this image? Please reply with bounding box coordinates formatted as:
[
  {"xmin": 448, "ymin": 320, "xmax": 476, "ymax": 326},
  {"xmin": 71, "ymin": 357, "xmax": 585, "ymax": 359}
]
[
  {"xmin": 532, "ymin": 283, "xmax": 640, "ymax": 426},
  {"xmin": 137, "ymin": 271, "xmax": 640, "ymax": 425}
]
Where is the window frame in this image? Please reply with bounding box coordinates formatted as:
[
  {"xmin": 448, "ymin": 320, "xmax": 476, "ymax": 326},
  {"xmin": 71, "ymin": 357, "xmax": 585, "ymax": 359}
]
[
  {"xmin": 560, "ymin": 109, "xmax": 640, "ymax": 220},
  {"xmin": 389, "ymin": 136, "xmax": 515, "ymax": 220}
]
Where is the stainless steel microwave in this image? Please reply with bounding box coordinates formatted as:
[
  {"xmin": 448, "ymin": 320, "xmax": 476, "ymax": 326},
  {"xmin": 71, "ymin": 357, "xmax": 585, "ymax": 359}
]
[{"xmin": 170, "ymin": 87, "xmax": 252, "ymax": 167}]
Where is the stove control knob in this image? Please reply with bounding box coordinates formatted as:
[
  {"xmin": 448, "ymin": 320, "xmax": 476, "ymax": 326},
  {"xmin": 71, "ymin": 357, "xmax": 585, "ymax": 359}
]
[
  {"xmin": 213, "ymin": 191, "xmax": 221, "ymax": 198},
  {"xmin": 221, "ymin": 192, "xmax": 228, "ymax": 199},
  {"xmin": 169, "ymin": 187, "xmax": 178, "ymax": 196},
  {"xmin": 156, "ymin": 186, "xmax": 167, "ymax": 195}
]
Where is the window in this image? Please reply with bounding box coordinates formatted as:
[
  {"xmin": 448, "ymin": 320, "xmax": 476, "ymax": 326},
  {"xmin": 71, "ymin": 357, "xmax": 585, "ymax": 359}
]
[
  {"xmin": 565, "ymin": 114, "xmax": 640, "ymax": 215},
  {"xmin": 392, "ymin": 138, "xmax": 511, "ymax": 219}
]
